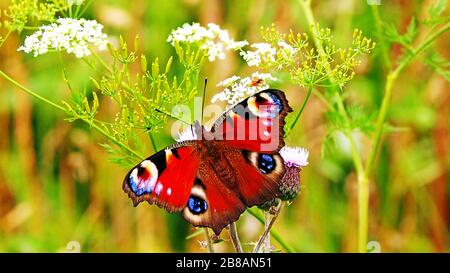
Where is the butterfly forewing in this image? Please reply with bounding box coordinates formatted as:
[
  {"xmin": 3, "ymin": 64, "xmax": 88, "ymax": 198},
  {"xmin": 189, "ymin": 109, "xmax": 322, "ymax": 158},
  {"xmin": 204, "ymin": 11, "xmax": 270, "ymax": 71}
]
[
  {"xmin": 123, "ymin": 145, "xmax": 200, "ymax": 212},
  {"xmin": 211, "ymin": 89, "xmax": 292, "ymax": 153}
]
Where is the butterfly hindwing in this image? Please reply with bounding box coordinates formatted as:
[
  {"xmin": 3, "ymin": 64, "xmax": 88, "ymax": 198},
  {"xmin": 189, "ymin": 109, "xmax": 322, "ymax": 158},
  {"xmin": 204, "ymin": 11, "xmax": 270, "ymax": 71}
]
[
  {"xmin": 226, "ymin": 148, "xmax": 285, "ymax": 206},
  {"xmin": 181, "ymin": 145, "xmax": 285, "ymax": 235},
  {"xmin": 182, "ymin": 171, "xmax": 246, "ymax": 235},
  {"xmin": 123, "ymin": 144, "xmax": 200, "ymax": 212},
  {"xmin": 211, "ymin": 89, "xmax": 292, "ymax": 153}
]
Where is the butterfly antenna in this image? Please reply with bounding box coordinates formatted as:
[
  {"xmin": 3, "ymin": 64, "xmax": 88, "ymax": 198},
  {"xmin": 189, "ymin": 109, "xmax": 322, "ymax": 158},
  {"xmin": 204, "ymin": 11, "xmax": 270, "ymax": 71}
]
[
  {"xmin": 201, "ymin": 78, "xmax": 207, "ymax": 125},
  {"xmin": 155, "ymin": 108, "xmax": 190, "ymax": 125}
]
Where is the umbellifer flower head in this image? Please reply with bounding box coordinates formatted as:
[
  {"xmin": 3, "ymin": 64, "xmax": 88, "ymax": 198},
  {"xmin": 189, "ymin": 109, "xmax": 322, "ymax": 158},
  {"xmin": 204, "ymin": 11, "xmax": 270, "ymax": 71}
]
[
  {"xmin": 167, "ymin": 22, "xmax": 248, "ymax": 62},
  {"xmin": 211, "ymin": 72, "xmax": 277, "ymax": 107},
  {"xmin": 18, "ymin": 18, "xmax": 108, "ymax": 58}
]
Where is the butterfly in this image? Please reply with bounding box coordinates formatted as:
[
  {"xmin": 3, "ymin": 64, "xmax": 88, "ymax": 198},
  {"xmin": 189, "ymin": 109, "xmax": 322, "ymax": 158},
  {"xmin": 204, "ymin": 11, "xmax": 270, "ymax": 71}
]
[{"xmin": 123, "ymin": 89, "xmax": 292, "ymax": 234}]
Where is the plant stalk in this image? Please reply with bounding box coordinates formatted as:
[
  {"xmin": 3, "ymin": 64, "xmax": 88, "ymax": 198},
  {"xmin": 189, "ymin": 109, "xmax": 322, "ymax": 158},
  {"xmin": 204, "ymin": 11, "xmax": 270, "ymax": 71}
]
[
  {"xmin": 203, "ymin": 228, "xmax": 215, "ymax": 253},
  {"xmin": 228, "ymin": 222, "xmax": 243, "ymax": 253},
  {"xmin": 253, "ymin": 202, "xmax": 284, "ymax": 253},
  {"xmin": 246, "ymin": 208, "xmax": 295, "ymax": 252}
]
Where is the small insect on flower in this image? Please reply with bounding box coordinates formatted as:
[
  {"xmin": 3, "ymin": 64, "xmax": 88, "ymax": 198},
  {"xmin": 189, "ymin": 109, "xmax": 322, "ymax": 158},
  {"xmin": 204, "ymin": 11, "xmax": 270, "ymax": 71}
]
[
  {"xmin": 18, "ymin": 18, "xmax": 108, "ymax": 58},
  {"xmin": 167, "ymin": 22, "xmax": 248, "ymax": 62}
]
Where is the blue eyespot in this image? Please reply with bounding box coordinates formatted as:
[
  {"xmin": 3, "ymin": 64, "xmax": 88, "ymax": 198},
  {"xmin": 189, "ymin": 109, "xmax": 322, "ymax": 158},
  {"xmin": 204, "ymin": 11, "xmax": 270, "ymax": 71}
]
[
  {"xmin": 269, "ymin": 93, "xmax": 283, "ymax": 112},
  {"xmin": 259, "ymin": 154, "xmax": 275, "ymax": 174},
  {"xmin": 187, "ymin": 196, "xmax": 208, "ymax": 215}
]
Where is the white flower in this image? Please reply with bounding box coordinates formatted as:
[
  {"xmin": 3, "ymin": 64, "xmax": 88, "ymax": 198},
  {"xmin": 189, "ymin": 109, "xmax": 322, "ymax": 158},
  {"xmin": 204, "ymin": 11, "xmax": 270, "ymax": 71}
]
[
  {"xmin": 280, "ymin": 146, "xmax": 309, "ymax": 168},
  {"xmin": 203, "ymin": 40, "xmax": 225, "ymax": 61},
  {"xmin": 240, "ymin": 43, "xmax": 277, "ymax": 67},
  {"xmin": 226, "ymin": 40, "xmax": 249, "ymax": 50},
  {"xmin": 177, "ymin": 126, "xmax": 198, "ymax": 142},
  {"xmin": 167, "ymin": 22, "xmax": 248, "ymax": 62},
  {"xmin": 277, "ymin": 41, "xmax": 297, "ymax": 59},
  {"xmin": 216, "ymin": 75, "xmax": 240, "ymax": 87},
  {"xmin": 18, "ymin": 18, "xmax": 108, "ymax": 58},
  {"xmin": 212, "ymin": 72, "xmax": 277, "ymax": 106}
]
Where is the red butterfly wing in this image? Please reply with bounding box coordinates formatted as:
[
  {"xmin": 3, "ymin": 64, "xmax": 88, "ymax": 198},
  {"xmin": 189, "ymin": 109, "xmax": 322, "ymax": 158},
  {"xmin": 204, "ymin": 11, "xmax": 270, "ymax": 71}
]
[
  {"xmin": 211, "ymin": 89, "xmax": 292, "ymax": 153},
  {"xmin": 181, "ymin": 145, "xmax": 285, "ymax": 235},
  {"xmin": 122, "ymin": 144, "xmax": 200, "ymax": 212},
  {"xmin": 228, "ymin": 149, "xmax": 285, "ymax": 206},
  {"xmin": 182, "ymin": 171, "xmax": 246, "ymax": 235}
]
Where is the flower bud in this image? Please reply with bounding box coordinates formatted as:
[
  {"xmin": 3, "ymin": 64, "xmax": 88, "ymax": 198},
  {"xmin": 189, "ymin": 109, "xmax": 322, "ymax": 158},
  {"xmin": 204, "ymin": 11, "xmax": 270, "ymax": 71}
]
[{"xmin": 279, "ymin": 146, "xmax": 309, "ymax": 201}]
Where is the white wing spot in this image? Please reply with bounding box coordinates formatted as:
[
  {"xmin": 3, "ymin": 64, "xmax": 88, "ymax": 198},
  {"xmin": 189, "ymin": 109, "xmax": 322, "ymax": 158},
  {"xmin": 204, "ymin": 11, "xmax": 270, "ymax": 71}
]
[
  {"xmin": 155, "ymin": 183, "xmax": 163, "ymax": 195},
  {"xmin": 167, "ymin": 187, "xmax": 172, "ymax": 196}
]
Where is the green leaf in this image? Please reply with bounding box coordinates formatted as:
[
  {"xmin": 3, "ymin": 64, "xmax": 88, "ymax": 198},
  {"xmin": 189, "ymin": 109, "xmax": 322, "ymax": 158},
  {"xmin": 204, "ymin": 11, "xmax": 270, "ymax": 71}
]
[
  {"xmin": 424, "ymin": 52, "xmax": 450, "ymax": 81},
  {"xmin": 429, "ymin": 0, "xmax": 447, "ymax": 18},
  {"xmin": 404, "ymin": 17, "xmax": 417, "ymax": 44}
]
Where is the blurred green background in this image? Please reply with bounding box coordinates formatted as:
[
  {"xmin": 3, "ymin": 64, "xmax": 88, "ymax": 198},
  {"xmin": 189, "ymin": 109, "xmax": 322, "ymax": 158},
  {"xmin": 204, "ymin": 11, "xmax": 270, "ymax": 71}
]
[{"xmin": 0, "ymin": 0, "xmax": 448, "ymax": 252}]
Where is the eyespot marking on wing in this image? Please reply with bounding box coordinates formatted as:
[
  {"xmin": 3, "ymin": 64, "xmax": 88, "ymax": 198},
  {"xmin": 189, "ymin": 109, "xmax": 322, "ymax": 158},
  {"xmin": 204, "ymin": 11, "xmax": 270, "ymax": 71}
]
[
  {"xmin": 129, "ymin": 160, "xmax": 158, "ymax": 196},
  {"xmin": 247, "ymin": 92, "xmax": 283, "ymax": 118}
]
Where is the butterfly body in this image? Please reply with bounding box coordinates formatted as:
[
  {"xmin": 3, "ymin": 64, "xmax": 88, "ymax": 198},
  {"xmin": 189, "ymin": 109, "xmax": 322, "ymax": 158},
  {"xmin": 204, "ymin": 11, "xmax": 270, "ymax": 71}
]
[{"xmin": 123, "ymin": 89, "xmax": 292, "ymax": 234}]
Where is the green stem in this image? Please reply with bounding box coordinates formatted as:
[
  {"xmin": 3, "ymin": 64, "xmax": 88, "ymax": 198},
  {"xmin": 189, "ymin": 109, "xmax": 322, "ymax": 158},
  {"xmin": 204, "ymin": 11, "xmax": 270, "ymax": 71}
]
[
  {"xmin": 247, "ymin": 207, "xmax": 295, "ymax": 253},
  {"xmin": 285, "ymin": 85, "xmax": 312, "ymax": 137},
  {"xmin": 0, "ymin": 30, "xmax": 12, "ymax": 48},
  {"xmin": 78, "ymin": 0, "xmax": 94, "ymax": 17},
  {"xmin": 299, "ymin": 0, "xmax": 368, "ymax": 252},
  {"xmin": 0, "ymin": 70, "xmax": 67, "ymax": 112},
  {"xmin": 370, "ymin": 5, "xmax": 391, "ymax": 70},
  {"xmin": 364, "ymin": 22, "xmax": 450, "ymax": 178},
  {"xmin": 85, "ymin": 119, "xmax": 143, "ymax": 160},
  {"xmin": 0, "ymin": 69, "xmax": 143, "ymax": 160},
  {"xmin": 149, "ymin": 132, "xmax": 158, "ymax": 153}
]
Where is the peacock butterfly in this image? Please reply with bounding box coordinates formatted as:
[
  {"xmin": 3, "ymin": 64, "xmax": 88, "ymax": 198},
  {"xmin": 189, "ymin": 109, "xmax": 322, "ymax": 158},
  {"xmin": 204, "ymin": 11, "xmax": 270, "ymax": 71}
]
[{"xmin": 122, "ymin": 89, "xmax": 292, "ymax": 234}]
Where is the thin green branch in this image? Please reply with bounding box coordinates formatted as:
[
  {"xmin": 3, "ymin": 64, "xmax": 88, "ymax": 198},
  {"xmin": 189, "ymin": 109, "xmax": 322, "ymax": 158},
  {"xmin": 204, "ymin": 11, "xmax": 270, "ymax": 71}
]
[
  {"xmin": 149, "ymin": 132, "xmax": 158, "ymax": 153},
  {"xmin": 299, "ymin": 0, "xmax": 368, "ymax": 252},
  {"xmin": 364, "ymin": 21, "xmax": 450, "ymax": 178},
  {"xmin": 0, "ymin": 69, "xmax": 67, "ymax": 112},
  {"xmin": 0, "ymin": 69, "xmax": 143, "ymax": 160},
  {"xmin": 370, "ymin": 5, "xmax": 391, "ymax": 70},
  {"xmin": 285, "ymin": 85, "xmax": 313, "ymax": 137},
  {"xmin": 0, "ymin": 30, "xmax": 12, "ymax": 48}
]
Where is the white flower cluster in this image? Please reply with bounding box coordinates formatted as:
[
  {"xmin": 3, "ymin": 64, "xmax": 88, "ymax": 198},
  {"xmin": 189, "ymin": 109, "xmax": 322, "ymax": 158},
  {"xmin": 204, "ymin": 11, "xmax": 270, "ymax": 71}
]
[
  {"xmin": 240, "ymin": 41, "xmax": 297, "ymax": 67},
  {"xmin": 280, "ymin": 146, "xmax": 309, "ymax": 168},
  {"xmin": 18, "ymin": 18, "xmax": 108, "ymax": 58},
  {"xmin": 167, "ymin": 22, "xmax": 248, "ymax": 62},
  {"xmin": 240, "ymin": 43, "xmax": 276, "ymax": 67},
  {"xmin": 277, "ymin": 41, "xmax": 298, "ymax": 60},
  {"xmin": 211, "ymin": 72, "xmax": 277, "ymax": 106}
]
